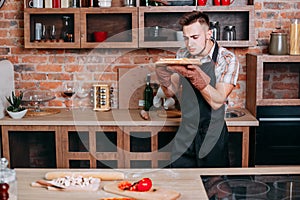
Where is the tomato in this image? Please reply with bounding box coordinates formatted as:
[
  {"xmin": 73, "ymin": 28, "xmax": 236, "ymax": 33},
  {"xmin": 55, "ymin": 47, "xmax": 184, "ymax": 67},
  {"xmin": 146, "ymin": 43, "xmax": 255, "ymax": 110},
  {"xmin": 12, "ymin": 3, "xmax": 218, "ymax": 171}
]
[
  {"xmin": 136, "ymin": 178, "xmax": 152, "ymax": 192},
  {"xmin": 118, "ymin": 178, "xmax": 152, "ymax": 192}
]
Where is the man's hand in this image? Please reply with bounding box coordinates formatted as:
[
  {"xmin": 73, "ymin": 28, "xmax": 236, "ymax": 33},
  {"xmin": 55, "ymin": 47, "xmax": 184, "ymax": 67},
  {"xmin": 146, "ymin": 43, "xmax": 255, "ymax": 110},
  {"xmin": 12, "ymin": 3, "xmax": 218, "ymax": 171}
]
[
  {"xmin": 170, "ymin": 65, "xmax": 211, "ymax": 91},
  {"xmin": 155, "ymin": 66, "xmax": 173, "ymax": 88}
]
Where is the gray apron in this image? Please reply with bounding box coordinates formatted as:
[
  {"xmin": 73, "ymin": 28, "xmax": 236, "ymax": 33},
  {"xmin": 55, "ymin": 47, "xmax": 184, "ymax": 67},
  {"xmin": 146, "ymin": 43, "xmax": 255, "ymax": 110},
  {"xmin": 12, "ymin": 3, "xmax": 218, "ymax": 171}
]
[{"xmin": 171, "ymin": 43, "xmax": 229, "ymax": 167}]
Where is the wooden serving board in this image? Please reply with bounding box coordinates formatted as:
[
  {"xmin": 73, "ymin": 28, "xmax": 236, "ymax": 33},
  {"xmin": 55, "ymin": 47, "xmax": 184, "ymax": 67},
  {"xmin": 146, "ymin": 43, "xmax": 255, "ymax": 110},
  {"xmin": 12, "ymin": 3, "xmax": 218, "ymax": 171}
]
[
  {"xmin": 157, "ymin": 110, "xmax": 181, "ymax": 118},
  {"xmin": 0, "ymin": 60, "xmax": 14, "ymax": 119},
  {"xmin": 155, "ymin": 58, "xmax": 202, "ymax": 67},
  {"xmin": 103, "ymin": 183, "xmax": 181, "ymax": 200},
  {"xmin": 45, "ymin": 171, "xmax": 125, "ymax": 181},
  {"xmin": 31, "ymin": 180, "xmax": 100, "ymax": 191},
  {"xmin": 26, "ymin": 108, "xmax": 61, "ymax": 117}
]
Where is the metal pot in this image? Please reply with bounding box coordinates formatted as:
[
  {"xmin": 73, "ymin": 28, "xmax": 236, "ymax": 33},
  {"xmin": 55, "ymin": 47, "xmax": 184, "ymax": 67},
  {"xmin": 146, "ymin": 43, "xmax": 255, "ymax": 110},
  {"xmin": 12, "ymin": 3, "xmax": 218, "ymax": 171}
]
[{"xmin": 269, "ymin": 32, "xmax": 288, "ymax": 55}]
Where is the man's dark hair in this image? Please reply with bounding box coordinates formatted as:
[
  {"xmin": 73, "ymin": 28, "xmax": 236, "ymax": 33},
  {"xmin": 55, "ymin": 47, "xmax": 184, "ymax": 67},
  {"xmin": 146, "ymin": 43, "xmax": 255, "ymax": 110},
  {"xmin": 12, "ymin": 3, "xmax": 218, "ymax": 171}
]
[{"xmin": 179, "ymin": 11, "xmax": 210, "ymax": 27}]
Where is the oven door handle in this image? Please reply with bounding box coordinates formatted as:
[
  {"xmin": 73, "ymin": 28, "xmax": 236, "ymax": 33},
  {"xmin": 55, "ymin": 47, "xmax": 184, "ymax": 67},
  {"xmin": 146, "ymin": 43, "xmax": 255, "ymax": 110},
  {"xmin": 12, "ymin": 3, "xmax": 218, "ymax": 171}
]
[{"xmin": 259, "ymin": 117, "xmax": 300, "ymax": 122}]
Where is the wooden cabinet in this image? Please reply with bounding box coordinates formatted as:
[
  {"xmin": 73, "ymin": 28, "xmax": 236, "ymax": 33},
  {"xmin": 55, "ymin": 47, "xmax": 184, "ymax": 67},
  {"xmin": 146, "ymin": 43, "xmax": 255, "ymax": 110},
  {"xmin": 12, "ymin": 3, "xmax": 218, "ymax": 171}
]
[
  {"xmin": 24, "ymin": 5, "xmax": 254, "ymax": 49},
  {"xmin": 24, "ymin": 7, "xmax": 138, "ymax": 49},
  {"xmin": 139, "ymin": 6, "xmax": 255, "ymax": 48},
  {"xmin": 246, "ymin": 54, "xmax": 300, "ymax": 116},
  {"xmin": 80, "ymin": 7, "xmax": 138, "ymax": 48},
  {"xmin": 24, "ymin": 8, "xmax": 81, "ymax": 49}
]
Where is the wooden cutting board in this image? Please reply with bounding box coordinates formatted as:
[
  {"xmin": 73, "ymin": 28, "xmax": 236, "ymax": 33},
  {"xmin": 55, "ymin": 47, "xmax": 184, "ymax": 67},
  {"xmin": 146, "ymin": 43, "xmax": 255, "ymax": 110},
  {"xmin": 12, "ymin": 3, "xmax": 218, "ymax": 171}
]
[
  {"xmin": 26, "ymin": 108, "xmax": 61, "ymax": 117},
  {"xmin": 0, "ymin": 60, "xmax": 14, "ymax": 119},
  {"xmin": 157, "ymin": 110, "xmax": 181, "ymax": 118},
  {"xmin": 103, "ymin": 182, "xmax": 181, "ymax": 200}
]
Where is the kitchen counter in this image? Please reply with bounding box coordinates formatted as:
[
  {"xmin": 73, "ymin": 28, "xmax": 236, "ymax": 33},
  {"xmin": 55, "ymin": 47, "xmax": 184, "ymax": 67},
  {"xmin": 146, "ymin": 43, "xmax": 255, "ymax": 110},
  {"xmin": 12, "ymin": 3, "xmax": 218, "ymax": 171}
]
[
  {"xmin": 15, "ymin": 167, "xmax": 300, "ymax": 200},
  {"xmin": 0, "ymin": 108, "xmax": 258, "ymax": 168},
  {"xmin": 0, "ymin": 108, "xmax": 258, "ymax": 127}
]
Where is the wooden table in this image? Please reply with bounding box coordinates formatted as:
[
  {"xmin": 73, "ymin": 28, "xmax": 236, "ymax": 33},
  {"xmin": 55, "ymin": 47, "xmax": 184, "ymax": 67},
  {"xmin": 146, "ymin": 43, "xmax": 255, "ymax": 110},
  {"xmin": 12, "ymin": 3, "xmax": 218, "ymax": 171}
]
[
  {"xmin": 15, "ymin": 167, "xmax": 300, "ymax": 200},
  {"xmin": 1, "ymin": 108, "xmax": 258, "ymax": 168}
]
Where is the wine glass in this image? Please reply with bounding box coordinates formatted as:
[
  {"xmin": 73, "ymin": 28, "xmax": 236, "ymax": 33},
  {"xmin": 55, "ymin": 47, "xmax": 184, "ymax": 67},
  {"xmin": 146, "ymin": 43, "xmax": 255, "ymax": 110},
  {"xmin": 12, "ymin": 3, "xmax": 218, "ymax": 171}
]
[
  {"xmin": 62, "ymin": 82, "xmax": 78, "ymax": 111},
  {"xmin": 76, "ymin": 83, "xmax": 90, "ymax": 110},
  {"xmin": 50, "ymin": 25, "xmax": 56, "ymax": 41}
]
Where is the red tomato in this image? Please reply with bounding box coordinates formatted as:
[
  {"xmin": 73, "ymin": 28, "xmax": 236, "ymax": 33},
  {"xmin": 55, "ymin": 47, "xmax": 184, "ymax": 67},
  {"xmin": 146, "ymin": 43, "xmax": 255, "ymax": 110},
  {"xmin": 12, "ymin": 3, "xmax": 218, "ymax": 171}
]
[{"xmin": 136, "ymin": 178, "xmax": 152, "ymax": 192}]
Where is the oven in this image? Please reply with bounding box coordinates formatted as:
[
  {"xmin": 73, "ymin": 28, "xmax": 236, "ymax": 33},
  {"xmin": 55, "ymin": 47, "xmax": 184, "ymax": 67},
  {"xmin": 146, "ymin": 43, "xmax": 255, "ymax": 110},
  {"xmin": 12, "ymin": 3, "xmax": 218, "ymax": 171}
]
[{"xmin": 255, "ymin": 106, "xmax": 300, "ymax": 165}]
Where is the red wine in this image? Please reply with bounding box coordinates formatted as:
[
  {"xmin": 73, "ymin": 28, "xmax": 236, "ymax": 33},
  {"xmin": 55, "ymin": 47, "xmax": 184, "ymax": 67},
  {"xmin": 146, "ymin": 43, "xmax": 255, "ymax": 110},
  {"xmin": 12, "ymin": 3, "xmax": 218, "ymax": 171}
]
[{"xmin": 64, "ymin": 91, "xmax": 75, "ymax": 97}]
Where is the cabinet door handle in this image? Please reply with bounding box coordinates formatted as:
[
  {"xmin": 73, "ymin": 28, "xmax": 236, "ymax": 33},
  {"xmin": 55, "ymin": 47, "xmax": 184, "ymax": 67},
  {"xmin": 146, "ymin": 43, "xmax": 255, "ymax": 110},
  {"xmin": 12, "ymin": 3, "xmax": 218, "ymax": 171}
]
[{"xmin": 259, "ymin": 118, "xmax": 300, "ymax": 122}]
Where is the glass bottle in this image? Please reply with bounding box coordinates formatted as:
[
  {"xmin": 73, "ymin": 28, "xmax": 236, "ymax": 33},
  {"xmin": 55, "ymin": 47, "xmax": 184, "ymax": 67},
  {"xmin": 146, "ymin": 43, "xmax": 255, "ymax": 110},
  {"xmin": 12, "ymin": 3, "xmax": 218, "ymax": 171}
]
[
  {"xmin": 144, "ymin": 74, "xmax": 153, "ymax": 111},
  {"xmin": 210, "ymin": 21, "xmax": 220, "ymax": 40},
  {"xmin": 290, "ymin": 18, "xmax": 300, "ymax": 55},
  {"xmin": 0, "ymin": 158, "xmax": 17, "ymax": 200},
  {"xmin": 62, "ymin": 16, "xmax": 71, "ymax": 42}
]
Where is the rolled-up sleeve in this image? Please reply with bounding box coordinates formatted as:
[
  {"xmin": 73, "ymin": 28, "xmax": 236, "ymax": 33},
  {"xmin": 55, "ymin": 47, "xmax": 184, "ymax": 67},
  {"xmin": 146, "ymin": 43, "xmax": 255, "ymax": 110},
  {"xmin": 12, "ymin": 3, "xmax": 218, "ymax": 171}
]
[{"xmin": 215, "ymin": 48, "xmax": 239, "ymax": 86}]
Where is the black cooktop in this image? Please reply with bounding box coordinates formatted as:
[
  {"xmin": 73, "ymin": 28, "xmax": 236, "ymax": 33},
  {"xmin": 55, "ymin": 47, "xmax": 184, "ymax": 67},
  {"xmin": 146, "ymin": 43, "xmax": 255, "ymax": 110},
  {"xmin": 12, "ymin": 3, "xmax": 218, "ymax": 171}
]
[{"xmin": 202, "ymin": 174, "xmax": 300, "ymax": 200}]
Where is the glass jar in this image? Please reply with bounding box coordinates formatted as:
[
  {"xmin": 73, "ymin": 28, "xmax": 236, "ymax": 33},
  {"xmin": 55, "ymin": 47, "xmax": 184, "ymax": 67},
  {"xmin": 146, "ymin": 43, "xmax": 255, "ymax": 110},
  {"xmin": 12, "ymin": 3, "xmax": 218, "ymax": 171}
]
[
  {"xmin": 290, "ymin": 18, "xmax": 300, "ymax": 55},
  {"xmin": 223, "ymin": 25, "xmax": 236, "ymax": 41},
  {"xmin": 210, "ymin": 21, "xmax": 220, "ymax": 40},
  {"xmin": 0, "ymin": 158, "xmax": 17, "ymax": 200}
]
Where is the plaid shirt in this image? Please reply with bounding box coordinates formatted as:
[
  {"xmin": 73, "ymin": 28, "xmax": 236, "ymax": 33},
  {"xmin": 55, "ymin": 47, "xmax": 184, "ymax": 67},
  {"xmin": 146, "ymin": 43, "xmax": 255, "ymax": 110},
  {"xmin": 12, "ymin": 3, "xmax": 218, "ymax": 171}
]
[{"xmin": 176, "ymin": 42, "xmax": 239, "ymax": 86}]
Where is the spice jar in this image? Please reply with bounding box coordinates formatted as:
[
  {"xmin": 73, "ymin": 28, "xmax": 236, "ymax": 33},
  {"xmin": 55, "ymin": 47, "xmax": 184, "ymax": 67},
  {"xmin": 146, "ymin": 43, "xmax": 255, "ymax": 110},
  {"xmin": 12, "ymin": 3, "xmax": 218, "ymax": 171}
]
[
  {"xmin": 0, "ymin": 158, "xmax": 17, "ymax": 200},
  {"xmin": 290, "ymin": 18, "xmax": 300, "ymax": 55}
]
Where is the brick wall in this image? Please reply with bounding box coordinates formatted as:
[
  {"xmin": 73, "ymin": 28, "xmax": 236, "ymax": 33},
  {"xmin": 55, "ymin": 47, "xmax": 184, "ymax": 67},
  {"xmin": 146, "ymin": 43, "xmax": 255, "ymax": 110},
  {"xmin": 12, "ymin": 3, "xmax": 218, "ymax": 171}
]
[{"xmin": 0, "ymin": 0, "xmax": 299, "ymax": 109}]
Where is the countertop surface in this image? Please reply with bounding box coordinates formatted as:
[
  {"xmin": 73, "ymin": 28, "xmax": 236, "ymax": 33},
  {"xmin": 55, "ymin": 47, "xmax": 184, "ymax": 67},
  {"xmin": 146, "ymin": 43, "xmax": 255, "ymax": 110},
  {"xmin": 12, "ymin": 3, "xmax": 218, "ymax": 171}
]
[
  {"xmin": 15, "ymin": 167, "xmax": 300, "ymax": 200},
  {"xmin": 0, "ymin": 108, "xmax": 258, "ymax": 127}
]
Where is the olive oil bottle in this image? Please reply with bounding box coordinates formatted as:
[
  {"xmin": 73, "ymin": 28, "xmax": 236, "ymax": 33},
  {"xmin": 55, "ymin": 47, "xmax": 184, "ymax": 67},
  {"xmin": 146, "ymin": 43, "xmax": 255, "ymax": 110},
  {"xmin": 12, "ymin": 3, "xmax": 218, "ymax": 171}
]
[{"xmin": 144, "ymin": 74, "xmax": 153, "ymax": 111}]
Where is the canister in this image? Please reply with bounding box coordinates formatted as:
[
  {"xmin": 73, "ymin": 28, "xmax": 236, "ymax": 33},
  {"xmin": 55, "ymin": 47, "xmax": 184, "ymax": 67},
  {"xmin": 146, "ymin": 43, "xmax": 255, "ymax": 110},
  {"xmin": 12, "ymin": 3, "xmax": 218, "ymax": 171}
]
[
  {"xmin": 269, "ymin": 32, "xmax": 288, "ymax": 55},
  {"xmin": 290, "ymin": 18, "xmax": 300, "ymax": 55}
]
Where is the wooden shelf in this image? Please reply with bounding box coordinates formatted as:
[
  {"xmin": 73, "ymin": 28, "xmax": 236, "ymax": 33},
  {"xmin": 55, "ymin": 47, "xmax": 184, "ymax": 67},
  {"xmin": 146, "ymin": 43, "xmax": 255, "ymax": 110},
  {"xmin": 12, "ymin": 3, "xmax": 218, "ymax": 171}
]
[
  {"xmin": 24, "ymin": 8, "xmax": 81, "ymax": 49},
  {"xmin": 246, "ymin": 54, "xmax": 300, "ymax": 116},
  {"xmin": 24, "ymin": 5, "xmax": 255, "ymax": 49},
  {"xmin": 138, "ymin": 6, "xmax": 255, "ymax": 48},
  {"xmin": 80, "ymin": 7, "xmax": 138, "ymax": 49}
]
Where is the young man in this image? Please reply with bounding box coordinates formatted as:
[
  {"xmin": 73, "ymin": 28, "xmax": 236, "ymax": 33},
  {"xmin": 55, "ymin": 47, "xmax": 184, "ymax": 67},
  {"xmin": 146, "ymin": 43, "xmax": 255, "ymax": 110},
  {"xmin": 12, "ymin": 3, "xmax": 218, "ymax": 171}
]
[{"xmin": 156, "ymin": 11, "xmax": 239, "ymax": 168}]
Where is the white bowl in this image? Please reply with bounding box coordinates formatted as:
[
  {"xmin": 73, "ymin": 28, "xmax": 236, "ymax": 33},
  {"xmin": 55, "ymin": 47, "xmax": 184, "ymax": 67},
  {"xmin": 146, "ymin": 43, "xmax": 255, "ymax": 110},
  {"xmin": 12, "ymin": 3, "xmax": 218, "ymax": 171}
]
[
  {"xmin": 6, "ymin": 109, "xmax": 27, "ymax": 119},
  {"xmin": 98, "ymin": 0, "xmax": 111, "ymax": 7}
]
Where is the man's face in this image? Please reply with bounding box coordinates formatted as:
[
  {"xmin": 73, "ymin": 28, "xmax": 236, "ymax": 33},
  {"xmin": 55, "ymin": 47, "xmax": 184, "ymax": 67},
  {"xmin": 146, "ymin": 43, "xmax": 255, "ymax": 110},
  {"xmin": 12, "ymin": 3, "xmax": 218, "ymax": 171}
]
[{"xmin": 183, "ymin": 22, "xmax": 210, "ymax": 56}]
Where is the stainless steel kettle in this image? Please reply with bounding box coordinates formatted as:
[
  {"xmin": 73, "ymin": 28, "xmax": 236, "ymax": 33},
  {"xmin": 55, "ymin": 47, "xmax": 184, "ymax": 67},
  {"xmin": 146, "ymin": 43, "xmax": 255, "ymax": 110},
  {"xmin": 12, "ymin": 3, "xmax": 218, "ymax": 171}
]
[{"xmin": 269, "ymin": 31, "xmax": 288, "ymax": 55}]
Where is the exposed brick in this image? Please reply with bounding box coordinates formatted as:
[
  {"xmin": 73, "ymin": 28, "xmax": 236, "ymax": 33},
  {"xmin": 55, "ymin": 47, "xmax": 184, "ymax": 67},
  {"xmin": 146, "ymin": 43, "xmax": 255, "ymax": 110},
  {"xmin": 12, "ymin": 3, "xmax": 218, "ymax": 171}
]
[
  {"xmin": 47, "ymin": 73, "xmax": 73, "ymax": 80},
  {"xmin": 39, "ymin": 82, "xmax": 62, "ymax": 90},
  {"xmin": 0, "ymin": 47, "xmax": 10, "ymax": 55},
  {"xmin": 14, "ymin": 64, "xmax": 35, "ymax": 72},
  {"xmin": 0, "ymin": 1, "xmax": 297, "ymax": 109},
  {"xmin": 87, "ymin": 64, "xmax": 111, "ymax": 72},
  {"xmin": 22, "ymin": 56, "xmax": 48, "ymax": 63},
  {"xmin": 254, "ymin": 2, "xmax": 262, "ymax": 10},
  {"xmin": 15, "ymin": 81, "xmax": 36, "ymax": 89},
  {"xmin": 0, "ymin": 21, "xmax": 11, "ymax": 28},
  {"xmin": 65, "ymin": 65, "xmax": 85, "ymax": 72},
  {"xmin": 94, "ymin": 73, "xmax": 117, "ymax": 82},
  {"xmin": 36, "ymin": 64, "xmax": 62, "ymax": 72},
  {"xmin": 21, "ymin": 73, "xmax": 47, "ymax": 80}
]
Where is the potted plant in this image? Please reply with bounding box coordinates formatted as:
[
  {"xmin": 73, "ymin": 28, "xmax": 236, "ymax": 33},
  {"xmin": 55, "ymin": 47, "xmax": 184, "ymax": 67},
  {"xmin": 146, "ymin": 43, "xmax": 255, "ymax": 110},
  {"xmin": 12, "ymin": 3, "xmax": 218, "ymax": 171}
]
[{"xmin": 6, "ymin": 91, "xmax": 27, "ymax": 119}]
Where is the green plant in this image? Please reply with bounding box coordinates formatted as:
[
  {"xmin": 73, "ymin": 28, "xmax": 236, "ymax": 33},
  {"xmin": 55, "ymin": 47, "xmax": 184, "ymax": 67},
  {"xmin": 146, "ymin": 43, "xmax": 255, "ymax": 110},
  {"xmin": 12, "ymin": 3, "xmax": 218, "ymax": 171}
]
[{"xmin": 6, "ymin": 91, "xmax": 26, "ymax": 112}]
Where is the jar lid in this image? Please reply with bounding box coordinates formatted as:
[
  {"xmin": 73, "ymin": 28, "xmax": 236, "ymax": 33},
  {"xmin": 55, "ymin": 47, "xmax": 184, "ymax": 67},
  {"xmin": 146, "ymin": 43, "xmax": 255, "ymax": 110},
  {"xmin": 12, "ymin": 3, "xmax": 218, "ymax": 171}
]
[
  {"xmin": 0, "ymin": 158, "xmax": 16, "ymax": 183},
  {"xmin": 272, "ymin": 27, "xmax": 285, "ymax": 34}
]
